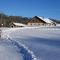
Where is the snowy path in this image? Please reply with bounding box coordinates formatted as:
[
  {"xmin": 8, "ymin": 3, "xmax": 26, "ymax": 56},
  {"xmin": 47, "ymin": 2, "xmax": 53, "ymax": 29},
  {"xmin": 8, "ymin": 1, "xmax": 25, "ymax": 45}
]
[
  {"xmin": 0, "ymin": 38, "xmax": 23, "ymax": 60},
  {"xmin": 1, "ymin": 28, "xmax": 37, "ymax": 60},
  {"xmin": 7, "ymin": 27, "xmax": 60, "ymax": 60},
  {"xmin": 1, "ymin": 27, "xmax": 60, "ymax": 60}
]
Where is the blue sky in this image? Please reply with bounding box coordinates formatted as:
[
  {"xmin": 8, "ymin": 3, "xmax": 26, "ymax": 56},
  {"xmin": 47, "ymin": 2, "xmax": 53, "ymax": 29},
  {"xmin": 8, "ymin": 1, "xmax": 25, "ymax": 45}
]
[{"xmin": 0, "ymin": 0, "xmax": 60, "ymax": 19}]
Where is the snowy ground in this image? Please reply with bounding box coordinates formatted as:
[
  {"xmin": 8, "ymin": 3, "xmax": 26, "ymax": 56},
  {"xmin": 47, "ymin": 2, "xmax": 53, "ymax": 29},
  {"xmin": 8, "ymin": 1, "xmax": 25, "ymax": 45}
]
[
  {"xmin": 0, "ymin": 38, "xmax": 23, "ymax": 60},
  {"xmin": 0, "ymin": 26, "xmax": 60, "ymax": 60}
]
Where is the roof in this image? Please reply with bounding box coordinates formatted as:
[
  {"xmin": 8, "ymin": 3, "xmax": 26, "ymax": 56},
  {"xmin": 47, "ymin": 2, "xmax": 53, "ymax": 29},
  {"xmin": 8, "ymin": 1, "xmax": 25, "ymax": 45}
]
[
  {"xmin": 37, "ymin": 16, "xmax": 53, "ymax": 23},
  {"xmin": 27, "ymin": 16, "xmax": 46, "ymax": 23},
  {"xmin": 13, "ymin": 23, "xmax": 26, "ymax": 26}
]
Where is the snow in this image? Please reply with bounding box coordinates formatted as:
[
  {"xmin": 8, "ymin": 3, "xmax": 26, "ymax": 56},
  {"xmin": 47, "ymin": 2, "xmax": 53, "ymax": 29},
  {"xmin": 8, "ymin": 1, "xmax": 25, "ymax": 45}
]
[
  {"xmin": 0, "ymin": 38, "xmax": 23, "ymax": 60},
  {"xmin": 56, "ymin": 24, "xmax": 60, "ymax": 26},
  {"xmin": 1, "ymin": 26, "xmax": 60, "ymax": 60},
  {"xmin": 13, "ymin": 23, "xmax": 26, "ymax": 26},
  {"xmin": 38, "ymin": 16, "xmax": 53, "ymax": 23},
  {"xmin": 1, "ymin": 28, "xmax": 38, "ymax": 60}
]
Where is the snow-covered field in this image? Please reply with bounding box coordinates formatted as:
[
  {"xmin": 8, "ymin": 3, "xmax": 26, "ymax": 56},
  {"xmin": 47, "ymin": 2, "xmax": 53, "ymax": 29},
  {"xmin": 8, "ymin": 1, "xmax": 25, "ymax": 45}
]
[
  {"xmin": 0, "ymin": 38, "xmax": 23, "ymax": 60},
  {"xmin": 0, "ymin": 26, "xmax": 60, "ymax": 60}
]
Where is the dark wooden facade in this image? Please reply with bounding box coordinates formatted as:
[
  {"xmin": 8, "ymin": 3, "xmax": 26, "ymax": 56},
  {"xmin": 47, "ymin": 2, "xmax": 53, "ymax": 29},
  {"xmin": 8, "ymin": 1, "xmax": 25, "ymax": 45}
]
[
  {"xmin": 27, "ymin": 16, "xmax": 47, "ymax": 26},
  {"xmin": 27, "ymin": 16, "xmax": 46, "ymax": 23}
]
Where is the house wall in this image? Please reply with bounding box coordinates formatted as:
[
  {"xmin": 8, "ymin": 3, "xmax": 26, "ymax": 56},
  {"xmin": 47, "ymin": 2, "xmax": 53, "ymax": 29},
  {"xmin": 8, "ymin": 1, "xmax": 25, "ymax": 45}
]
[
  {"xmin": 28, "ymin": 23, "xmax": 56, "ymax": 26},
  {"xmin": 28, "ymin": 23, "xmax": 45, "ymax": 26}
]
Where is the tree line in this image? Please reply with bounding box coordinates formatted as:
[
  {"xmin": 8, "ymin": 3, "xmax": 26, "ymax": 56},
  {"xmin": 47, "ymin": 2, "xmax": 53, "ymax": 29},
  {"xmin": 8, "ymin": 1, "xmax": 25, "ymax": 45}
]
[{"xmin": 0, "ymin": 13, "xmax": 31, "ymax": 27}]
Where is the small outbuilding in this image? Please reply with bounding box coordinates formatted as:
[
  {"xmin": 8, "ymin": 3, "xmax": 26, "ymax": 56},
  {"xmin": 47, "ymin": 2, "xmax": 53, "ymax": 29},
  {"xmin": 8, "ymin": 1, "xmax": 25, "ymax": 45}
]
[{"xmin": 9, "ymin": 22, "xmax": 26, "ymax": 28}]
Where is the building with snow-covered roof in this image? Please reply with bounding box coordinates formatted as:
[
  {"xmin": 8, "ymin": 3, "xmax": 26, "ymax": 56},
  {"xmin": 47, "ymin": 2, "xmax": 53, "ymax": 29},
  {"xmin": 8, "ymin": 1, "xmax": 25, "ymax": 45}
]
[
  {"xmin": 9, "ymin": 22, "xmax": 26, "ymax": 27},
  {"xmin": 38, "ymin": 16, "xmax": 56, "ymax": 26},
  {"xmin": 38, "ymin": 16, "xmax": 54, "ymax": 23},
  {"xmin": 27, "ymin": 16, "xmax": 56, "ymax": 26}
]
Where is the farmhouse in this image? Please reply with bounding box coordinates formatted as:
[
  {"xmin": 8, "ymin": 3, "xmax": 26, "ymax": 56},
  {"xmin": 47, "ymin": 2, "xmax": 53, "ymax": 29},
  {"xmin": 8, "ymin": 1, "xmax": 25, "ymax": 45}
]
[{"xmin": 27, "ymin": 16, "xmax": 56, "ymax": 26}]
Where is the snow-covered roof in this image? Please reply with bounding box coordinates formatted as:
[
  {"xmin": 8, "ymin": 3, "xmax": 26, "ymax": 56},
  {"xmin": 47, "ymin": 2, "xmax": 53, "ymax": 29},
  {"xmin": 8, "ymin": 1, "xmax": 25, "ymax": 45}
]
[
  {"xmin": 37, "ymin": 16, "xmax": 53, "ymax": 23},
  {"xmin": 13, "ymin": 23, "xmax": 26, "ymax": 26}
]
